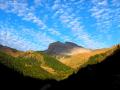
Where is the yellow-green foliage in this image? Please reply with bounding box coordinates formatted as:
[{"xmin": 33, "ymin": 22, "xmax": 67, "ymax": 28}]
[
  {"xmin": 87, "ymin": 53, "xmax": 106, "ymax": 65},
  {"xmin": 80, "ymin": 45, "xmax": 120, "ymax": 70},
  {"xmin": 0, "ymin": 51, "xmax": 73, "ymax": 80},
  {"xmin": 43, "ymin": 54, "xmax": 73, "ymax": 72},
  {"xmin": 0, "ymin": 51, "xmax": 54, "ymax": 79}
]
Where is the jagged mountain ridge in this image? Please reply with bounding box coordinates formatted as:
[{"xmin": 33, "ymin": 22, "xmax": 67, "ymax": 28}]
[{"xmin": 44, "ymin": 41, "xmax": 92, "ymax": 56}]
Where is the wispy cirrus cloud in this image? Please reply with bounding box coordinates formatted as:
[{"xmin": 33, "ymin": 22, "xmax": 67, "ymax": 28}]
[
  {"xmin": 90, "ymin": 0, "xmax": 112, "ymax": 33},
  {"xmin": 52, "ymin": 0, "xmax": 106, "ymax": 48},
  {"xmin": 111, "ymin": 0, "xmax": 120, "ymax": 28},
  {"xmin": 34, "ymin": 0, "xmax": 42, "ymax": 6},
  {"xmin": 0, "ymin": 28, "xmax": 38, "ymax": 51},
  {"xmin": 0, "ymin": 0, "xmax": 119, "ymax": 50},
  {"xmin": 0, "ymin": 23, "xmax": 55, "ymax": 51},
  {"xmin": 112, "ymin": 0, "xmax": 120, "ymax": 7},
  {"xmin": 89, "ymin": 0, "xmax": 120, "ymax": 43},
  {"xmin": 0, "ymin": 0, "xmax": 72, "ymax": 50}
]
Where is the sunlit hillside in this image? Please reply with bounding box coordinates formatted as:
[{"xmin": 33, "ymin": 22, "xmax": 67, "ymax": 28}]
[
  {"xmin": 0, "ymin": 44, "xmax": 120, "ymax": 81},
  {"xmin": 59, "ymin": 45, "xmax": 120, "ymax": 70},
  {"xmin": 0, "ymin": 47, "xmax": 73, "ymax": 80}
]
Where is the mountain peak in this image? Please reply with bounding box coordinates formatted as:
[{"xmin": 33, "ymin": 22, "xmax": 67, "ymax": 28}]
[
  {"xmin": 49, "ymin": 41, "xmax": 82, "ymax": 48},
  {"xmin": 65, "ymin": 42, "xmax": 83, "ymax": 48},
  {"xmin": 50, "ymin": 41, "xmax": 64, "ymax": 46},
  {"xmin": 45, "ymin": 41, "xmax": 91, "ymax": 56}
]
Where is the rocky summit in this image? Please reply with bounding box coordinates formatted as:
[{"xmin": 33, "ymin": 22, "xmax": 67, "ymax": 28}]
[{"xmin": 44, "ymin": 41, "xmax": 92, "ymax": 56}]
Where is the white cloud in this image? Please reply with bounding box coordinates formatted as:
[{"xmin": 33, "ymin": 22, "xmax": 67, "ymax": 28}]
[
  {"xmin": 51, "ymin": 0, "xmax": 106, "ymax": 49},
  {"xmin": 48, "ymin": 28, "xmax": 61, "ymax": 36},
  {"xmin": 0, "ymin": 29, "xmax": 38, "ymax": 51},
  {"xmin": 0, "ymin": 0, "xmax": 110, "ymax": 49},
  {"xmin": 52, "ymin": 0, "xmax": 60, "ymax": 10},
  {"xmin": 112, "ymin": 0, "xmax": 120, "ymax": 7},
  {"xmin": 0, "ymin": 23, "xmax": 55, "ymax": 51},
  {"xmin": 89, "ymin": 0, "xmax": 120, "ymax": 43},
  {"xmin": 111, "ymin": 0, "xmax": 120, "ymax": 28},
  {"xmin": 0, "ymin": 1, "xmax": 48, "ymax": 30},
  {"xmin": 0, "ymin": 2, "xmax": 8, "ymax": 9},
  {"xmin": 0, "ymin": 1, "xmax": 72, "ymax": 48},
  {"xmin": 34, "ymin": 0, "xmax": 42, "ymax": 6},
  {"xmin": 90, "ymin": 0, "xmax": 112, "ymax": 33}
]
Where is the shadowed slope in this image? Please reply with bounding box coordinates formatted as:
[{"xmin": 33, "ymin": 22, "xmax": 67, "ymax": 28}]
[
  {"xmin": 50, "ymin": 45, "xmax": 120, "ymax": 90},
  {"xmin": 0, "ymin": 62, "xmax": 57, "ymax": 90},
  {"xmin": 1, "ymin": 48, "xmax": 120, "ymax": 90}
]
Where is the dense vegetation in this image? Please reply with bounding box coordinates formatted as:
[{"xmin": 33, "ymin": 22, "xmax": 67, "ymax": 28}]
[
  {"xmin": 86, "ymin": 53, "xmax": 106, "ymax": 64},
  {"xmin": 0, "ymin": 44, "xmax": 119, "ymax": 81},
  {"xmin": 0, "ymin": 51, "xmax": 54, "ymax": 79},
  {"xmin": 43, "ymin": 54, "xmax": 73, "ymax": 72},
  {"xmin": 0, "ymin": 51, "xmax": 73, "ymax": 80}
]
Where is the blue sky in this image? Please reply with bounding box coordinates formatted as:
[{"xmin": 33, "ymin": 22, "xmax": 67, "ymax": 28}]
[{"xmin": 0, "ymin": 0, "xmax": 120, "ymax": 51}]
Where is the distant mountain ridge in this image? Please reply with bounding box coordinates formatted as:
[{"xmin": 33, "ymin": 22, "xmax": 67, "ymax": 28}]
[
  {"xmin": 0, "ymin": 44, "xmax": 17, "ymax": 52},
  {"xmin": 44, "ymin": 41, "xmax": 92, "ymax": 56}
]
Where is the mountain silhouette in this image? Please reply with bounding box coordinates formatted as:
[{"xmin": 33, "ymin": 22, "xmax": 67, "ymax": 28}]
[{"xmin": 45, "ymin": 41, "xmax": 91, "ymax": 56}]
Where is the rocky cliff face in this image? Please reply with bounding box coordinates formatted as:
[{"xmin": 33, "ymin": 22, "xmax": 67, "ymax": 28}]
[{"xmin": 44, "ymin": 41, "xmax": 91, "ymax": 56}]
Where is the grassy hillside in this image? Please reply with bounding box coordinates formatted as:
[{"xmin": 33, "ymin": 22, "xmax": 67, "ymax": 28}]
[
  {"xmin": 77, "ymin": 44, "xmax": 120, "ymax": 71},
  {"xmin": 86, "ymin": 45, "xmax": 120, "ymax": 64},
  {"xmin": 0, "ymin": 50, "xmax": 73, "ymax": 80},
  {"xmin": 59, "ymin": 45, "xmax": 116, "ymax": 70},
  {"xmin": 49, "ymin": 46, "xmax": 120, "ymax": 90},
  {"xmin": 0, "ymin": 51, "xmax": 54, "ymax": 79},
  {"xmin": 0, "ymin": 44, "xmax": 120, "ymax": 80}
]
